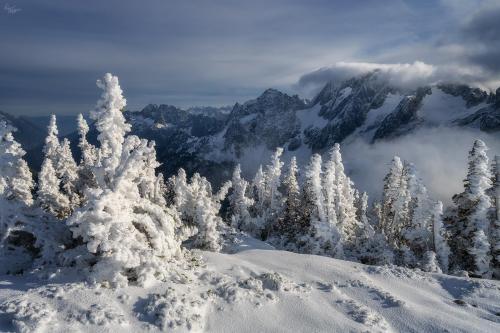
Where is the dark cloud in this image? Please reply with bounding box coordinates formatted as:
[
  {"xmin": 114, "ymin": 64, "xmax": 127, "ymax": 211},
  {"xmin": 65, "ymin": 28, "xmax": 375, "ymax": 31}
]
[
  {"xmin": 461, "ymin": 5, "xmax": 500, "ymax": 72},
  {"xmin": 0, "ymin": 0, "xmax": 498, "ymax": 115}
]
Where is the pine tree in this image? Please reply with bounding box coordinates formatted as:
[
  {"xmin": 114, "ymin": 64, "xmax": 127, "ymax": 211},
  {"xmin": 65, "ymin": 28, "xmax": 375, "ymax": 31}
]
[
  {"xmin": 77, "ymin": 113, "xmax": 96, "ymax": 166},
  {"xmin": 491, "ymin": 155, "xmax": 500, "ymax": 277},
  {"xmin": 0, "ymin": 121, "xmax": 34, "ymax": 206},
  {"xmin": 90, "ymin": 73, "xmax": 131, "ymax": 186},
  {"xmin": 275, "ymin": 156, "xmax": 304, "ymax": 247},
  {"xmin": 262, "ymin": 147, "xmax": 284, "ymax": 239},
  {"xmin": 76, "ymin": 113, "xmax": 97, "ymax": 198},
  {"xmin": 67, "ymin": 74, "xmax": 180, "ymax": 287},
  {"xmin": 228, "ymin": 164, "xmax": 254, "ymax": 231},
  {"xmin": 330, "ymin": 144, "xmax": 359, "ymax": 247},
  {"xmin": 37, "ymin": 159, "xmax": 70, "ymax": 218},
  {"xmin": 451, "ymin": 140, "xmax": 493, "ymax": 277},
  {"xmin": 402, "ymin": 163, "xmax": 433, "ymax": 263},
  {"xmin": 380, "ymin": 157, "xmax": 404, "ymax": 239},
  {"xmin": 58, "ymin": 138, "xmax": 80, "ymax": 211},
  {"xmin": 303, "ymin": 154, "xmax": 342, "ymax": 256},
  {"xmin": 43, "ymin": 114, "xmax": 60, "ymax": 165},
  {"xmin": 190, "ymin": 174, "xmax": 224, "ymax": 251},
  {"xmin": 432, "ymin": 201, "xmax": 450, "ymax": 273}
]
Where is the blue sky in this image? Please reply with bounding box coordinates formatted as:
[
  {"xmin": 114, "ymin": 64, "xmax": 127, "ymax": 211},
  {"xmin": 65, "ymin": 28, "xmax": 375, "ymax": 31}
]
[{"xmin": 1, "ymin": 0, "xmax": 499, "ymax": 115}]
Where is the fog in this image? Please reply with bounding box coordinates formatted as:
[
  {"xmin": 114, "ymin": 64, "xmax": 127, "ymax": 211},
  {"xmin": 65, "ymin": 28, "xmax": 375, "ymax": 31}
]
[{"xmin": 342, "ymin": 127, "xmax": 500, "ymax": 205}]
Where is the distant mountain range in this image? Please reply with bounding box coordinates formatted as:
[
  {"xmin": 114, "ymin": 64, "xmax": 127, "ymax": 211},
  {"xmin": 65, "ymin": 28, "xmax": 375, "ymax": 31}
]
[{"xmin": 2, "ymin": 70, "xmax": 499, "ymax": 184}]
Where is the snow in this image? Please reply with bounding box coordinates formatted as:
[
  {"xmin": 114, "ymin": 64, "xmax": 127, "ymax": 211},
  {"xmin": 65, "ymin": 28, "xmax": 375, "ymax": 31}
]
[
  {"xmin": 419, "ymin": 87, "xmax": 486, "ymax": 125},
  {"xmin": 1, "ymin": 236, "xmax": 499, "ymax": 333},
  {"xmin": 296, "ymin": 104, "xmax": 325, "ymax": 130}
]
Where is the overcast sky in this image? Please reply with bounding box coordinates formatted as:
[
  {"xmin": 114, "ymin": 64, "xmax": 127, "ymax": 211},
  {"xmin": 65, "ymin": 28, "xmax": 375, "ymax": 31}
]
[{"xmin": 1, "ymin": 0, "xmax": 499, "ymax": 115}]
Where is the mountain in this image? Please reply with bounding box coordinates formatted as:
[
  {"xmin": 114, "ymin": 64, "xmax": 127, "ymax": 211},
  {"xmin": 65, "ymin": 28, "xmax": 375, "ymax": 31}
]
[
  {"xmin": 0, "ymin": 111, "xmax": 46, "ymax": 151},
  {"xmin": 5, "ymin": 71, "xmax": 500, "ymax": 185},
  {"xmin": 109, "ymin": 71, "xmax": 499, "ymax": 185}
]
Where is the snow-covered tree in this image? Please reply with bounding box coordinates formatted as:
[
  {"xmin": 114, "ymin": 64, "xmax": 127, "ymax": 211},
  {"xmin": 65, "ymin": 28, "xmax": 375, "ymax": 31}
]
[
  {"xmin": 327, "ymin": 144, "xmax": 359, "ymax": 247},
  {"xmin": 37, "ymin": 159, "xmax": 70, "ymax": 219},
  {"xmin": 379, "ymin": 157, "xmax": 404, "ymax": 239},
  {"xmin": 491, "ymin": 155, "xmax": 500, "ymax": 277},
  {"xmin": 274, "ymin": 157, "xmax": 304, "ymax": 247},
  {"xmin": 451, "ymin": 140, "xmax": 493, "ymax": 277},
  {"xmin": 171, "ymin": 169, "xmax": 228, "ymax": 252},
  {"xmin": 190, "ymin": 174, "xmax": 225, "ymax": 251},
  {"xmin": 43, "ymin": 114, "xmax": 60, "ymax": 165},
  {"xmin": 57, "ymin": 138, "xmax": 80, "ymax": 210},
  {"xmin": 89, "ymin": 73, "xmax": 131, "ymax": 187},
  {"xmin": 303, "ymin": 153, "xmax": 342, "ymax": 256},
  {"xmin": 261, "ymin": 147, "xmax": 284, "ymax": 239},
  {"xmin": 0, "ymin": 121, "xmax": 34, "ymax": 206},
  {"xmin": 246, "ymin": 148, "xmax": 285, "ymax": 239},
  {"xmin": 67, "ymin": 74, "xmax": 181, "ymax": 287},
  {"xmin": 401, "ymin": 163, "xmax": 433, "ymax": 263},
  {"xmin": 228, "ymin": 164, "xmax": 254, "ymax": 231},
  {"xmin": 76, "ymin": 113, "xmax": 97, "ymax": 198},
  {"xmin": 432, "ymin": 201, "xmax": 450, "ymax": 273}
]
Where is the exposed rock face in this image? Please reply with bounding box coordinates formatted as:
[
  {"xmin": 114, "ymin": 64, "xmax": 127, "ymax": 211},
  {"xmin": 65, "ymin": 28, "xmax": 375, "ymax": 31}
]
[
  {"xmin": 372, "ymin": 87, "xmax": 431, "ymax": 142},
  {"xmin": 223, "ymin": 89, "xmax": 305, "ymax": 156}
]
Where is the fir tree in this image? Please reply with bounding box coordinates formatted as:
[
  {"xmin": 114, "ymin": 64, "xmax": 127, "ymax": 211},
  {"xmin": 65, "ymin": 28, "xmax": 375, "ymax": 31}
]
[
  {"xmin": 76, "ymin": 113, "xmax": 97, "ymax": 198},
  {"xmin": 43, "ymin": 114, "xmax": 60, "ymax": 165},
  {"xmin": 275, "ymin": 156, "xmax": 303, "ymax": 247},
  {"xmin": 380, "ymin": 157, "xmax": 404, "ymax": 239},
  {"xmin": 67, "ymin": 74, "xmax": 180, "ymax": 287},
  {"xmin": 491, "ymin": 155, "xmax": 500, "ymax": 277},
  {"xmin": 57, "ymin": 138, "xmax": 80, "ymax": 211},
  {"xmin": 37, "ymin": 159, "xmax": 70, "ymax": 219},
  {"xmin": 451, "ymin": 140, "xmax": 493, "ymax": 277},
  {"xmin": 0, "ymin": 121, "xmax": 34, "ymax": 206},
  {"xmin": 228, "ymin": 164, "xmax": 254, "ymax": 231},
  {"xmin": 432, "ymin": 201, "xmax": 450, "ymax": 273}
]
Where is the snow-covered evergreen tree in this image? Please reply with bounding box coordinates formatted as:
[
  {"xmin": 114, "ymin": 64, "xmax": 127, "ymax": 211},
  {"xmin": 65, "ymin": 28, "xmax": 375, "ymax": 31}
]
[
  {"xmin": 76, "ymin": 113, "xmax": 97, "ymax": 198},
  {"xmin": 246, "ymin": 148, "xmax": 285, "ymax": 240},
  {"xmin": 0, "ymin": 121, "xmax": 34, "ymax": 206},
  {"xmin": 379, "ymin": 157, "xmax": 404, "ymax": 240},
  {"xmin": 261, "ymin": 147, "xmax": 284, "ymax": 239},
  {"xmin": 303, "ymin": 153, "xmax": 342, "ymax": 256},
  {"xmin": 67, "ymin": 74, "xmax": 180, "ymax": 287},
  {"xmin": 37, "ymin": 159, "xmax": 70, "ymax": 219},
  {"xmin": 451, "ymin": 140, "xmax": 493, "ymax": 277},
  {"xmin": 43, "ymin": 114, "xmax": 60, "ymax": 165},
  {"xmin": 275, "ymin": 156, "xmax": 304, "ymax": 247},
  {"xmin": 491, "ymin": 155, "xmax": 500, "ymax": 277},
  {"xmin": 228, "ymin": 164, "xmax": 254, "ymax": 231},
  {"xmin": 57, "ymin": 138, "xmax": 80, "ymax": 210},
  {"xmin": 171, "ymin": 169, "xmax": 228, "ymax": 252},
  {"xmin": 0, "ymin": 121, "xmax": 70, "ymax": 275},
  {"xmin": 190, "ymin": 174, "xmax": 224, "ymax": 251},
  {"xmin": 432, "ymin": 201, "xmax": 450, "ymax": 273},
  {"xmin": 401, "ymin": 163, "xmax": 433, "ymax": 264},
  {"xmin": 328, "ymin": 144, "xmax": 359, "ymax": 248}
]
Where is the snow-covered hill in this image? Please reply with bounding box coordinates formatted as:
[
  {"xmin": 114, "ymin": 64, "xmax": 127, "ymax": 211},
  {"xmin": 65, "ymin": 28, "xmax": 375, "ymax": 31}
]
[{"xmin": 1, "ymin": 236, "xmax": 499, "ymax": 333}]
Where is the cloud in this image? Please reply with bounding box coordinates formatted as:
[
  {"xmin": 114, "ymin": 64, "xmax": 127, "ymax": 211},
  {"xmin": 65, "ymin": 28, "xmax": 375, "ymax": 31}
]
[
  {"xmin": 4, "ymin": 3, "xmax": 21, "ymax": 15},
  {"xmin": 342, "ymin": 127, "xmax": 500, "ymax": 205},
  {"xmin": 297, "ymin": 60, "xmax": 499, "ymax": 97},
  {"xmin": 460, "ymin": 4, "xmax": 500, "ymax": 73}
]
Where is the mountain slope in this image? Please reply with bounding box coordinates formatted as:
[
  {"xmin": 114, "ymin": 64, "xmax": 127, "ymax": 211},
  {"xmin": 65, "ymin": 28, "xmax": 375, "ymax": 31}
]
[{"xmin": 0, "ymin": 236, "xmax": 499, "ymax": 332}]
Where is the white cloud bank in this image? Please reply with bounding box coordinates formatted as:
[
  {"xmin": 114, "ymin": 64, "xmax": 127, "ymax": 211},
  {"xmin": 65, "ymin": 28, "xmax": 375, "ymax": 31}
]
[
  {"xmin": 298, "ymin": 61, "xmax": 499, "ymax": 97},
  {"xmin": 342, "ymin": 126, "xmax": 500, "ymax": 205}
]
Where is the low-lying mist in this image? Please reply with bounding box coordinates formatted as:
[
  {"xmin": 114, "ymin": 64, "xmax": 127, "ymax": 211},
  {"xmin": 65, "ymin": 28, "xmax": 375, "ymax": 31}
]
[{"xmin": 342, "ymin": 126, "xmax": 500, "ymax": 205}]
